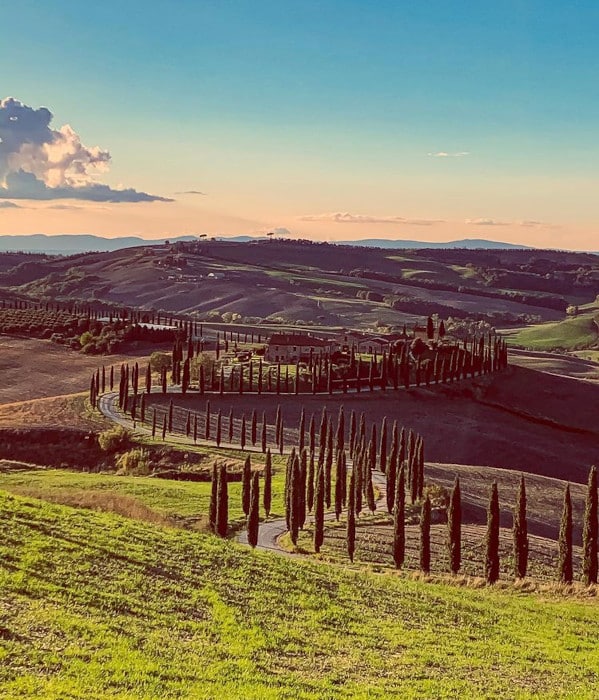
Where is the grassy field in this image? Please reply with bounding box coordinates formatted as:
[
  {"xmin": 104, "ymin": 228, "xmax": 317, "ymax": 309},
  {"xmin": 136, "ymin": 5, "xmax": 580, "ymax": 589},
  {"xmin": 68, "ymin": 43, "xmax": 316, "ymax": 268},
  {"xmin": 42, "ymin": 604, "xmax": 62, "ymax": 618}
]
[
  {"xmin": 506, "ymin": 314, "xmax": 598, "ymax": 350},
  {"xmin": 0, "ymin": 459, "xmax": 288, "ymax": 531},
  {"xmin": 1, "ymin": 491, "xmax": 599, "ymax": 699}
]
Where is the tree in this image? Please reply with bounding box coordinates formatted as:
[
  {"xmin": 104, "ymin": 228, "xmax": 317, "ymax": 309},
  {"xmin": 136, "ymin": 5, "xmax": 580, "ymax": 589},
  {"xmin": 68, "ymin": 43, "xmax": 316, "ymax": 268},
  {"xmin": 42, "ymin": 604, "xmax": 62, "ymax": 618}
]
[
  {"xmin": 325, "ymin": 422, "xmax": 334, "ymax": 508},
  {"xmin": 307, "ymin": 451, "xmax": 315, "ymax": 513},
  {"xmin": 386, "ymin": 437, "xmax": 398, "ymax": 514},
  {"xmin": 247, "ymin": 472, "xmax": 260, "ymax": 548},
  {"xmin": 242, "ymin": 455, "xmax": 252, "ymax": 516},
  {"xmin": 209, "ymin": 463, "xmax": 218, "ymax": 532},
  {"xmin": 289, "ymin": 454, "xmax": 300, "ymax": 545},
  {"xmin": 426, "ymin": 316, "xmax": 434, "ymax": 340},
  {"xmin": 314, "ymin": 463, "xmax": 325, "ymax": 553},
  {"xmin": 298, "ymin": 408, "xmax": 306, "ymax": 453},
  {"xmin": 420, "ymin": 494, "xmax": 431, "ymax": 573},
  {"xmin": 485, "ymin": 482, "xmax": 500, "ymax": 584},
  {"xmin": 558, "ymin": 484, "xmax": 573, "ymax": 584},
  {"xmin": 216, "ymin": 464, "xmax": 228, "ymax": 537},
  {"xmin": 263, "ymin": 449, "xmax": 272, "ymax": 518},
  {"xmin": 145, "ymin": 363, "xmax": 152, "ymax": 394},
  {"xmin": 216, "ymin": 410, "xmax": 222, "ymax": 446},
  {"xmin": 379, "ymin": 417, "xmax": 387, "ymax": 473},
  {"xmin": 447, "ymin": 476, "xmax": 461, "ymax": 574},
  {"xmin": 168, "ymin": 399, "xmax": 174, "ymax": 433},
  {"xmin": 251, "ymin": 409, "xmax": 257, "ymax": 445},
  {"xmin": 347, "ymin": 470, "xmax": 356, "ymax": 562},
  {"xmin": 393, "ymin": 465, "xmax": 405, "ymax": 569},
  {"xmin": 240, "ymin": 414, "xmax": 246, "ymax": 450},
  {"xmin": 583, "ymin": 465, "xmax": 598, "ymax": 586},
  {"xmin": 334, "ymin": 450, "xmax": 345, "ymax": 521},
  {"xmin": 513, "ymin": 475, "xmax": 528, "ymax": 579}
]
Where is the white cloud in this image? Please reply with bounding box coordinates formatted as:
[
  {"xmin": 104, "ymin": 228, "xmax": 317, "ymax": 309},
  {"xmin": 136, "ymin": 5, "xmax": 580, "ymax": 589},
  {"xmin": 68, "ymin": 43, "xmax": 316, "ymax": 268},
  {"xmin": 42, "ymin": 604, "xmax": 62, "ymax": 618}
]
[
  {"xmin": 299, "ymin": 212, "xmax": 443, "ymax": 225},
  {"xmin": 0, "ymin": 97, "xmax": 171, "ymax": 202},
  {"xmin": 428, "ymin": 151, "xmax": 470, "ymax": 158},
  {"xmin": 465, "ymin": 218, "xmax": 509, "ymax": 226}
]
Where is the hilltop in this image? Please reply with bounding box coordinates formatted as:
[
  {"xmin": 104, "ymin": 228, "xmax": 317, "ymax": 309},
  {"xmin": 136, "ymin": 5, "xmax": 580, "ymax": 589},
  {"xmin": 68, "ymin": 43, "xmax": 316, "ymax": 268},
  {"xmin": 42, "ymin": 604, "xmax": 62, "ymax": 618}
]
[{"xmin": 0, "ymin": 239, "xmax": 597, "ymax": 329}]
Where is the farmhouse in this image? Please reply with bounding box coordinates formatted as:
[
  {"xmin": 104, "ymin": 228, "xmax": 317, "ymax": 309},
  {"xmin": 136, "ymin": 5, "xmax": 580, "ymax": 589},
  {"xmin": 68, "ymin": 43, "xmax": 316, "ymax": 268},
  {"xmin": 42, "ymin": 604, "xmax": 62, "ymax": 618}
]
[{"xmin": 265, "ymin": 333, "xmax": 332, "ymax": 362}]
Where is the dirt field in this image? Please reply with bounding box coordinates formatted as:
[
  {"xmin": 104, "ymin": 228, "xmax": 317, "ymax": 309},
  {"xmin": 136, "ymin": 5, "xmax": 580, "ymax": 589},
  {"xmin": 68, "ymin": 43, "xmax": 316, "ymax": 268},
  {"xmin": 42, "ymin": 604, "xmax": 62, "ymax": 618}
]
[
  {"xmin": 0, "ymin": 393, "xmax": 111, "ymax": 430},
  {"xmin": 0, "ymin": 336, "xmax": 160, "ymax": 405},
  {"xmin": 145, "ymin": 364, "xmax": 599, "ymax": 484}
]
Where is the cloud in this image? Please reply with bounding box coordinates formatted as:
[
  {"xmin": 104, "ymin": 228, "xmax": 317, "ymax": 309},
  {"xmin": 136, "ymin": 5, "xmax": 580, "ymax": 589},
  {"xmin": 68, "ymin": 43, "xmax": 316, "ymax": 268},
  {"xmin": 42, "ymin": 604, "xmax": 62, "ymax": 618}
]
[
  {"xmin": 0, "ymin": 97, "xmax": 171, "ymax": 203},
  {"xmin": 428, "ymin": 151, "xmax": 470, "ymax": 158},
  {"xmin": 466, "ymin": 218, "xmax": 556, "ymax": 229},
  {"xmin": 465, "ymin": 218, "xmax": 509, "ymax": 226},
  {"xmin": 175, "ymin": 190, "xmax": 206, "ymax": 195},
  {"xmin": 0, "ymin": 200, "xmax": 22, "ymax": 209},
  {"xmin": 299, "ymin": 212, "xmax": 442, "ymax": 226}
]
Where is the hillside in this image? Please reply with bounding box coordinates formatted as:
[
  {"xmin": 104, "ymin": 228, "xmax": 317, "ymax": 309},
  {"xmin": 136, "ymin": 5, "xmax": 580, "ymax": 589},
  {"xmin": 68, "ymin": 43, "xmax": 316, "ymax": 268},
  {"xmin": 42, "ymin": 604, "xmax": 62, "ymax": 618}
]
[
  {"xmin": 0, "ymin": 240, "xmax": 597, "ymax": 329},
  {"xmin": 1, "ymin": 491, "xmax": 599, "ymax": 699}
]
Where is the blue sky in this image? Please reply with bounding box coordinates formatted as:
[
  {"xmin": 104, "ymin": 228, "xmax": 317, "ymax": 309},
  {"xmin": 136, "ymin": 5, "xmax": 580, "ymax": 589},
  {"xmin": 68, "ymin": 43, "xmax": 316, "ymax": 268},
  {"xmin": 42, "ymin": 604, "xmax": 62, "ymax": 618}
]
[{"xmin": 1, "ymin": 1, "xmax": 598, "ymax": 247}]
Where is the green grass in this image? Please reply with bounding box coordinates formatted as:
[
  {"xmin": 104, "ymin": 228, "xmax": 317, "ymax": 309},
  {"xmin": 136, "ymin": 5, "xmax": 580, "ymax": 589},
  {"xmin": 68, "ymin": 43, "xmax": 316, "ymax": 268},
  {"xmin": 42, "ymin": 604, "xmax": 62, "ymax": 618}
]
[
  {"xmin": 0, "ymin": 465, "xmax": 287, "ymax": 530},
  {"xmin": 1, "ymin": 491, "xmax": 599, "ymax": 698},
  {"xmin": 506, "ymin": 314, "xmax": 599, "ymax": 350}
]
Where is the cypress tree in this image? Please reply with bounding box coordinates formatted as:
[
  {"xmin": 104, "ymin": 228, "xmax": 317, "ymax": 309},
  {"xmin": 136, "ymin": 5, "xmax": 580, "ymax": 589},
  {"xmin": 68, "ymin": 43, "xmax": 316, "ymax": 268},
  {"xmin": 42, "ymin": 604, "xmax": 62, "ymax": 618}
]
[
  {"xmin": 336, "ymin": 405, "xmax": 345, "ymax": 453},
  {"xmin": 261, "ymin": 414, "xmax": 267, "ymax": 453},
  {"xmin": 354, "ymin": 448, "xmax": 363, "ymax": 515},
  {"xmin": 558, "ymin": 484, "xmax": 573, "ymax": 584},
  {"xmin": 263, "ymin": 448, "xmax": 272, "ymax": 518},
  {"xmin": 386, "ymin": 437, "xmax": 398, "ymax": 514},
  {"xmin": 216, "ymin": 464, "xmax": 228, "ymax": 537},
  {"xmin": 209, "ymin": 463, "xmax": 218, "ymax": 532},
  {"xmin": 193, "ymin": 414, "xmax": 198, "ymax": 443},
  {"xmin": 205, "ymin": 400, "xmax": 211, "ymax": 440},
  {"xmin": 298, "ymin": 408, "xmax": 306, "ymax": 453},
  {"xmin": 365, "ymin": 467, "xmax": 376, "ymax": 514},
  {"xmin": 582, "ymin": 465, "xmax": 598, "ymax": 586},
  {"xmin": 240, "ymin": 414, "xmax": 246, "ymax": 450},
  {"xmin": 140, "ymin": 394, "xmax": 146, "ymax": 424},
  {"xmin": 485, "ymin": 482, "xmax": 500, "ymax": 584},
  {"xmin": 242, "ymin": 455, "xmax": 252, "ymax": 516},
  {"xmin": 298, "ymin": 449, "xmax": 307, "ymax": 529},
  {"xmin": 513, "ymin": 475, "xmax": 528, "ymax": 579},
  {"xmin": 325, "ymin": 421, "xmax": 334, "ymax": 509},
  {"xmin": 110, "ymin": 365, "xmax": 114, "ymax": 391},
  {"xmin": 420, "ymin": 494, "xmax": 431, "ymax": 574},
  {"xmin": 379, "ymin": 417, "xmax": 387, "ymax": 473},
  {"xmin": 307, "ymin": 450, "xmax": 315, "ymax": 513},
  {"xmin": 216, "ymin": 410, "xmax": 222, "ymax": 446},
  {"xmin": 101, "ymin": 365, "xmax": 106, "ymax": 393},
  {"xmin": 152, "ymin": 408, "xmax": 157, "ymax": 438},
  {"xmin": 349, "ymin": 410, "xmax": 356, "ymax": 458},
  {"xmin": 447, "ymin": 476, "xmax": 461, "ymax": 574},
  {"xmin": 161, "ymin": 414, "xmax": 167, "ymax": 441},
  {"xmin": 347, "ymin": 470, "xmax": 356, "ymax": 563},
  {"xmin": 314, "ymin": 462, "xmax": 325, "ymax": 553},
  {"xmin": 334, "ymin": 449, "xmax": 345, "ymax": 521},
  {"xmin": 289, "ymin": 454, "xmax": 300, "ymax": 545},
  {"xmin": 393, "ymin": 465, "xmax": 405, "ymax": 569},
  {"xmin": 89, "ymin": 375, "xmax": 96, "ymax": 407},
  {"xmin": 275, "ymin": 404, "xmax": 282, "ymax": 445},
  {"xmin": 167, "ymin": 399, "xmax": 173, "ymax": 432},
  {"xmin": 309, "ymin": 413, "xmax": 316, "ymax": 455},
  {"xmin": 251, "ymin": 409, "xmax": 257, "ymax": 445},
  {"xmin": 247, "ymin": 472, "xmax": 260, "ymax": 549},
  {"xmin": 284, "ymin": 449, "xmax": 295, "ymax": 532}
]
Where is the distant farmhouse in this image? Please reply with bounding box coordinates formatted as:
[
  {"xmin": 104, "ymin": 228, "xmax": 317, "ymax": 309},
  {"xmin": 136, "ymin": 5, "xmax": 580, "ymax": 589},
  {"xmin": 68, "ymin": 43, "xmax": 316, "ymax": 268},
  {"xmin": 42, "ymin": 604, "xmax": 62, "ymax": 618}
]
[{"xmin": 265, "ymin": 333, "xmax": 332, "ymax": 362}]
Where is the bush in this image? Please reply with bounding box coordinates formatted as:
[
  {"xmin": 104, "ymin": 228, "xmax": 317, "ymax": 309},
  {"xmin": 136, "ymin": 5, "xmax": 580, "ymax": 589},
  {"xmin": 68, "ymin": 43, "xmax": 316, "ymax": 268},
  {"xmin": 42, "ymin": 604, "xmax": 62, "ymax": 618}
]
[
  {"xmin": 116, "ymin": 448, "xmax": 151, "ymax": 475},
  {"xmin": 149, "ymin": 351, "xmax": 172, "ymax": 373},
  {"xmin": 98, "ymin": 425, "xmax": 131, "ymax": 453}
]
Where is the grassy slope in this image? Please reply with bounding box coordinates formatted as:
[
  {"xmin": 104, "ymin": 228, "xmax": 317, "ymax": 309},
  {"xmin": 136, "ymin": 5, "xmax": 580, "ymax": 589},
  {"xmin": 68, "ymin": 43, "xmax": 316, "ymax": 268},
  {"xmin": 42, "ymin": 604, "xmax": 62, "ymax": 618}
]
[
  {"xmin": 1, "ymin": 492, "xmax": 599, "ymax": 699},
  {"xmin": 0, "ymin": 466, "xmax": 286, "ymax": 529},
  {"xmin": 506, "ymin": 313, "xmax": 598, "ymax": 350}
]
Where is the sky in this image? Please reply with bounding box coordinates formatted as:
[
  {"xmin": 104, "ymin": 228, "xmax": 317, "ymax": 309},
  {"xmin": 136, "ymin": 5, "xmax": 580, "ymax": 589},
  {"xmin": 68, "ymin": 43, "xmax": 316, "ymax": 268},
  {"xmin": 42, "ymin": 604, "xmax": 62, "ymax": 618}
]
[{"xmin": 1, "ymin": 1, "xmax": 599, "ymax": 249}]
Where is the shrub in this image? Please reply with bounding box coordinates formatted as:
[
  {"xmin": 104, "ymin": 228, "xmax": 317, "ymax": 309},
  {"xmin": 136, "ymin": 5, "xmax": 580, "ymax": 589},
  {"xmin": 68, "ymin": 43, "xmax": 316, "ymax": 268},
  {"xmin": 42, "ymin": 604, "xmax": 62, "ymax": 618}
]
[
  {"xmin": 98, "ymin": 425, "xmax": 131, "ymax": 453},
  {"xmin": 116, "ymin": 448, "xmax": 151, "ymax": 475}
]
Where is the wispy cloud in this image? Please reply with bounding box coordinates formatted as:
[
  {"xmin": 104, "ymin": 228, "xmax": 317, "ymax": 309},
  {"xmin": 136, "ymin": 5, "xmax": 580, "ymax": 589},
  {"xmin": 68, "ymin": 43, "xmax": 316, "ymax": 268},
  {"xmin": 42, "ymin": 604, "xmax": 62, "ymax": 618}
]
[
  {"xmin": 428, "ymin": 151, "xmax": 470, "ymax": 158},
  {"xmin": 465, "ymin": 218, "xmax": 509, "ymax": 226},
  {"xmin": 175, "ymin": 190, "xmax": 206, "ymax": 195},
  {"xmin": 0, "ymin": 97, "xmax": 172, "ymax": 203},
  {"xmin": 0, "ymin": 200, "xmax": 22, "ymax": 209},
  {"xmin": 299, "ymin": 212, "xmax": 443, "ymax": 226},
  {"xmin": 466, "ymin": 218, "xmax": 556, "ymax": 228}
]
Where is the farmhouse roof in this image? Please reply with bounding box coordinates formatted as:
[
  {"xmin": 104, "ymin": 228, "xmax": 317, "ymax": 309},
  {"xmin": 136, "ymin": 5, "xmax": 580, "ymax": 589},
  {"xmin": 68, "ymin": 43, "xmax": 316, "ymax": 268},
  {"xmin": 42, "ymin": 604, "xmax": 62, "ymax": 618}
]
[{"xmin": 268, "ymin": 333, "xmax": 330, "ymax": 347}]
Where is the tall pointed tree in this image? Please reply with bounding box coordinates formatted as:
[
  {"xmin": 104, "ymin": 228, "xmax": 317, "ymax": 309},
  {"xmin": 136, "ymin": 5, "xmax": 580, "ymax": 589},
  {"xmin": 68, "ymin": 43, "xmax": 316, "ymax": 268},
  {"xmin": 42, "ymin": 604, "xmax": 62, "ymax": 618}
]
[
  {"xmin": 347, "ymin": 470, "xmax": 356, "ymax": 563},
  {"xmin": 420, "ymin": 494, "xmax": 431, "ymax": 574},
  {"xmin": 247, "ymin": 472, "xmax": 260, "ymax": 549},
  {"xmin": 263, "ymin": 448, "xmax": 272, "ymax": 518},
  {"xmin": 485, "ymin": 482, "xmax": 500, "ymax": 584},
  {"xmin": 513, "ymin": 475, "xmax": 528, "ymax": 579},
  {"xmin": 216, "ymin": 464, "xmax": 228, "ymax": 538},
  {"xmin": 393, "ymin": 465, "xmax": 405, "ymax": 569},
  {"xmin": 447, "ymin": 476, "xmax": 461, "ymax": 574},
  {"xmin": 314, "ymin": 463, "xmax": 325, "ymax": 553},
  {"xmin": 583, "ymin": 465, "xmax": 598, "ymax": 586},
  {"xmin": 558, "ymin": 484, "xmax": 573, "ymax": 584},
  {"xmin": 242, "ymin": 455, "xmax": 252, "ymax": 516},
  {"xmin": 209, "ymin": 463, "xmax": 218, "ymax": 533}
]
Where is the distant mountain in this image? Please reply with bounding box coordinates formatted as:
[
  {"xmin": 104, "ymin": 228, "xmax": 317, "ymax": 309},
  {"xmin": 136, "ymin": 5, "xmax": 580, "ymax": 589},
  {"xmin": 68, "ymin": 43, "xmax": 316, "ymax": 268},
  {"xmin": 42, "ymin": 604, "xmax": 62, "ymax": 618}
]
[
  {"xmin": 0, "ymin": 233, "xmax": 540, "ymax": 255},
  {"xmin": 0, "ymin": 234, "xmax": 197, "ymax": 255},
  {"xmin": 337, "ymin": 238, "xmax": 533, "ymax": 250}
]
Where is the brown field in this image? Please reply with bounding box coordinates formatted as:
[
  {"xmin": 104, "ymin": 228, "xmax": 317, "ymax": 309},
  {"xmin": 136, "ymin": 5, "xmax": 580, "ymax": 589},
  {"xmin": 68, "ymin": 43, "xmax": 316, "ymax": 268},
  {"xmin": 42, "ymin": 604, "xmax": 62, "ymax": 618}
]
[
  {"xmin": 0, "ymin": 336, "xmax": 161, "ymax": 405},
  {"xmin": 296, "ymin": 461, "xmax": 588, "ymax": 582},
  {"xmin": 145, "ymin": 364, "xmax": 599, "ymax": 484},
  {"xmin": 0, "ymin": 393, "xmax": 110, "ymax": 430}
]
